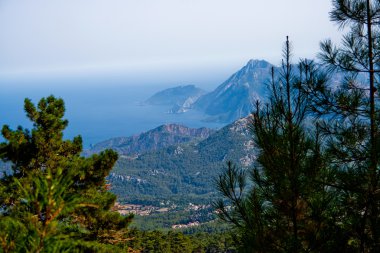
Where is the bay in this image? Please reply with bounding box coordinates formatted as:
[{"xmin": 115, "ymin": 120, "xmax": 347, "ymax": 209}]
[{"xmin": 0, "ymin": 74, "xmax": 224, "ymax": 148}]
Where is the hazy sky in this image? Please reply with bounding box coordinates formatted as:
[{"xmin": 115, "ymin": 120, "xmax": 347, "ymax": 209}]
[{"xmin": 0, "ymin": 0, "xmax": 340, "ymax": 79}]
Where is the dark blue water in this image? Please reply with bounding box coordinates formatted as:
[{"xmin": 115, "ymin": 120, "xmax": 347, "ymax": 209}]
[{"xmin": 0, "ymin": 74, "xmax": 224, "ymax": 148}]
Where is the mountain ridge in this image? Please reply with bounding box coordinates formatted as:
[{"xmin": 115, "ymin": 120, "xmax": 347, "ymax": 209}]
[
  {"xmin": 194, "ymin": 59, "xmax": 273, "ymax": 122},
  {"xmin": 106, "ymin": 116, "xmax": 255, "ymax": 204},
  {"xmin": 86, "ymin": 123, "xmax": 216, "ymax": 156},
  {"xmin": 145, "ymin": 59, "xmax": 274, "ymax": 123}
]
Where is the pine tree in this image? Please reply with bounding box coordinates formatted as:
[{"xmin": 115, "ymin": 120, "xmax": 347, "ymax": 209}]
[
  {"xmin": 215, "ymin": 38, "xmax": 340, "ymax": 252},
  {"xmin": 0, "ymin": 96, "xmax": 132, "ymax": 252},
  {"xmin": 300, "ymin": 0, "xmax": 380, "ymax": 251}
]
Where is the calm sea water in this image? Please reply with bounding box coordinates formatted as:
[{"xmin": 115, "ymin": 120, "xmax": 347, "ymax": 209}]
[{"xmin": 0, "ymin": 74, "xmax": 224, "ymax": 148}]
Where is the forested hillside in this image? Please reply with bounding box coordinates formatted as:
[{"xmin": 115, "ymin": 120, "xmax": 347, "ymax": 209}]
[
  {"xmin": 86, "ymin": 123, "xmax": 215, "ymax": 156},
  {"xmin": 109, "ymin": 117, "xmax": 254, "ymax": 204}
]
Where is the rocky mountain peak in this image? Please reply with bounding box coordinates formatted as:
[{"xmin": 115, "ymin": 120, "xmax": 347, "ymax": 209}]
[
  {"xmin": 194, "ymin": 59, "xmax": 273, "ymax": 123},
  {"xmin": 157, "ymin": 124, "xmax": 212, "ymax": 138},
  {"xmin": 85, "ymin": 124, "xmax": 216, "ymax": 155},
  {"xmin": 245, "ymin": 59, "xmax": 272, "ymax": 70}
]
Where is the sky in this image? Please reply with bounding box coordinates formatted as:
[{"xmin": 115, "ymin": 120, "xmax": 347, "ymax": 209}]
[{"xmin": 0, "ymin": 0, "xmax": 341, "ymax": 84}]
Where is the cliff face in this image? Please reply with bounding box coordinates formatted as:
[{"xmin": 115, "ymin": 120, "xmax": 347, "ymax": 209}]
[
  {"xmin": 194, "ymin": 59, "xmax": 273, "ymax": 122},
  {"xmin": 86, "ymin": 124, "xmax": 215, "ymax": 155}
]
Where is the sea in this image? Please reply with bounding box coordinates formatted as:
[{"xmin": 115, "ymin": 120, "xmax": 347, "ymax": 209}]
[{"xmin": 0, "ymin": 72, "xmax": 226, "ymax": 148}]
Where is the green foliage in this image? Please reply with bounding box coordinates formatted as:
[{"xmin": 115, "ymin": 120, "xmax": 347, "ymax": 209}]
[
  {"xmin": 0, "ymin": 96, "xmax": 132, "ymax": 252},
  {"xmin": 125, "ymin": 229, "xmax": 236, "ymax": 253},
  {"xmin": 130, "ymin": 207, "xmax": 219, "ymax": 231},
  {"xmin": 216, "ymin": 39, "xmax": 342, "ymax": 252},
  {"xmin": 216, "ymin": 2, "xmax": 380, "ymax": 252},
  {"xmin": 110, "ymin": 123, "xmax": 252, "ymax": 204},
  {"xmin": 300, "ymin": 1, "xmax": 380, "ymax": 251},
  {"xmin": 0, "ymin": 217, "xmax": 28, "ymax": 253}
]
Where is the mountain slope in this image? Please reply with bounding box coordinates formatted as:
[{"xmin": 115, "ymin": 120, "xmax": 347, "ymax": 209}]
[
  {"xmin": 195, "ymin": 59, "xmax": 273, "ymax": 122},
  {"xmin": 108, "ymin": 117, "xmax": 255, "ymax": 204},
  {"xmin": 86, "ymin": 124, "xmax": 215, "ymax": 155}
]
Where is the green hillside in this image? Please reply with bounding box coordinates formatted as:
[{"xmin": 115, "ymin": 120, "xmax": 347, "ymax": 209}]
[{"xmin": 109, "ymin": 117, "xmax": 254, "ymax": 205}]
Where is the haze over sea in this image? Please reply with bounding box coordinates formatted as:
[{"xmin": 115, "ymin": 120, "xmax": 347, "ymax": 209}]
[
  {"xmin": 0, "ymin": 68, "xmax": 229, "ymax": 148},
  {"xmin": 0, "ymin": 0, "xmax": 341, "ymax": 149}
]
